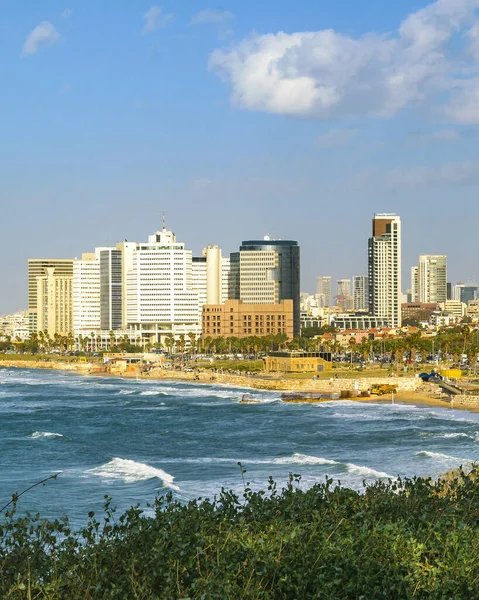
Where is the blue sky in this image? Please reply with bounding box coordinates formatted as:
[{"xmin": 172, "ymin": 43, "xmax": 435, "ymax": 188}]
[{"xmin": 1, "ymin": 0, "xmax": 479, "ymax": 313}]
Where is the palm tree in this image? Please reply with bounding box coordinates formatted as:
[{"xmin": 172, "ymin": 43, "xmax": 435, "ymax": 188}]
[
  {"xmin": 461, "ymin": 324, "xmax": 471, "ymax": 356},
  {"xmin": 187, "ymin": 332, "xmax": 196, "ymax": 354},
  {"xmin": 348, "ymin": 337, "xmax": 356, "ymax": 367},
  {"xmin": 204, "ymin": 336, "xmax": 213, "ymax": 355},
  {"xmin": 164, "ymin": 334, "xmax": 175, "ymax": 357},
  {"xmin": 178, "ymin": 334, "xmax": 186, "ymax": 355}
]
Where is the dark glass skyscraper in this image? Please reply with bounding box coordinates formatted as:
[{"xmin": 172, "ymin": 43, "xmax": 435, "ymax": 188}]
[{"xmin": 230, "ymin": 238, "xmax": 300, "ymax": 336}]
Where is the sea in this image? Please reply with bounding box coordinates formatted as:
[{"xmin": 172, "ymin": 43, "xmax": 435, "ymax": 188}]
[{"xmin": 0, "ymin": 367, "xmax": 478, "ymax": 527}]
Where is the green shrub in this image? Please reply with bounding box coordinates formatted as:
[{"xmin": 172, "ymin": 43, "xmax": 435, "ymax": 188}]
[{"xmin": 2, "ymin": 468, "xmax": 479, "ymax": 598}]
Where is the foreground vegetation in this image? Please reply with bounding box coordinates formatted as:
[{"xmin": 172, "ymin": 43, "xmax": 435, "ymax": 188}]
[{"xmin": 3, "ymin": 468, "xmax": 479, "ymax": 598}]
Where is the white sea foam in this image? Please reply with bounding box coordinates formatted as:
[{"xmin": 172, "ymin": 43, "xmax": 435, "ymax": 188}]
[
  {"xmin": 345, "ymin": 463, "xmax": 393, "ymax": 479},
  {"xmin": 139, "ymin": 390, "xmax": 168, "ymax": 396},
  {"xmin": 87, "ymin": 458, "xmax": 179, "ymax": 490},
  {"xmin": 416, "ymin": 450, "xmax": 473, "ymax": 464},
  {"xmin": 332, "ymin": 412, "xmax": 388, "ymax": 421},
  {"xmin": 31, "ymin": 431, "xmax": 63, "ymax": 439},
  {"xmin": 118, "ymin": 390, "xmax": 135, "ymax": 395},
  {"xmin": 272, "ymin": 453, "xmax": 337, "ymax": 466},
  {"xmin": 268, "ymin": 453, "xmax": 393, "ymax": 479}
]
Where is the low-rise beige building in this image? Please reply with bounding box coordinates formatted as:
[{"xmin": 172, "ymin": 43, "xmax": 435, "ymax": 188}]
[
  {"xmin": 202, "ymin": 299, "xmax": 294, "ymax": 339},
  {"xmin": 264, "ymin": 351, "xmax": 332, "ymax": 373}
]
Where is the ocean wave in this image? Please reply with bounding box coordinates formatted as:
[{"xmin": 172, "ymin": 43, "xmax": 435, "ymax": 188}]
[
  {"xmin": 272, "ymin": 453, "xmax": 337, "ymax": 466},
  {"xmin": 87, "ymin": 458, "xmax": 179, "ymax": 490},
  {"xmin": 332, "ymin": 412, "xmax": 387, "ymax": 420},
  {"xmin": 139, "ymin": 390, "xmax": 168, "ymax": 396},
  {"xmin": 416, "ymin": 450, "xmax": 473, "ymax": 464},
  {"xmin": 31, "ymin": 431, "xmax": 63, "ymax": 439},
  {"xmin": 269, "ymin": 453, "xmax": 393, "ymax": 479},
  {"xmin": 117, "ymin": 390, "xmax": 135, "ymax": 395},
  {"xmin": 346, "ymin": 463, "xmax": 393, "ymax": 479}
]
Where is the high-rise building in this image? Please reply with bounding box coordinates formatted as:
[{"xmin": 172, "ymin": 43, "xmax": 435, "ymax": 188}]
[
  {"xmin": 453, "ymin": 283, "xmax": 479, "ymax": 304},
  {"xmin": 125, "ymin": 227, "xmax": 203, "ymax": 344},
  {"xmin": 100, "ymin": 248, "xmax": 123, "ymax": 331},
  {"xmin": 411, "ymin": 266, "xmax": 419, "ymax": 302},
  {"xmin": 28, "ymin": 259, "xmax": 74, "ymax": 333},
  {"xmin": 336, "ymin": 279, "xmax": 351, "ymax": 299},
  {"xmin": 368, "ymin": 214, "xmax": 402, "ymax": 327},
  {"xmin": 316, "ymin": 276, "xmax": 332, "ymax": 307},
  {"xmin": 417, "ymin": 255, "xmax": 447, "ymax": 304},
  {"xmin": 447, "ymin": 282, "xmax": 452, "ymax": 301},
  {"xmin": 35, "ymin": 267, "xmax": 73, "ymax": 337},
  {"xmin": 73, "ymin": 250, "xmax": 103, "ymax": 337},
  {"xmin": 353, "ymin": 276, "xmax": 369, "ymax": 311},
  {"xmin": 230, "ymin": 237, "xmax": 300, "ymax": 336},
  {"xmin": 191, "ymin": 246, "xmax": 230, "ymax": 322}
]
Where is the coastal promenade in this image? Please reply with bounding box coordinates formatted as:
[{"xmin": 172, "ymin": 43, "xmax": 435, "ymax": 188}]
[{"xmin": 2, "ymin": 358, "xmax": 478, "ymax": 411}]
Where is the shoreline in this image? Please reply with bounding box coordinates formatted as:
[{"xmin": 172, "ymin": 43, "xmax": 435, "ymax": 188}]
[{"xmin": 1, "ymin": 359, "xmax": 478, "ymax": 413}]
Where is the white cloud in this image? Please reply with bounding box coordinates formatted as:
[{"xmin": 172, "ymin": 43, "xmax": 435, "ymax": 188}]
[
  {"xmin": 23, "ymin": 22, "xmax": 61, "ymax": 56},
  {"xmin": 191, "ymin": 9, "xmax": 235, "ymax": 25},
  {"xmin": 315, "ymin": 128, "xmax": 358, "ymax": 148},
  {"xmin": 142, "ymin": 6, "xmax": 173, "ymax": 35},
  {"xmin": 61, "ymin": 9, "xmax": 72, "ymax": 18},
  {"xmin": 209, "ymin": 0, "xmax": 479, "ymax": 123}
]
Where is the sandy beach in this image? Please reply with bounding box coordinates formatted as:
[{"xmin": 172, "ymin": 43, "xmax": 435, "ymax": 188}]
[{"xmin": 1, "ymin": 359, "xmax": 477, "ymax": 413}]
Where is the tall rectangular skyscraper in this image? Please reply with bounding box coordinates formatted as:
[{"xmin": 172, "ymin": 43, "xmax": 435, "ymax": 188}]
[
  {"xmin": 353, "ymin": 276, "xmax": 369, "ymax": 311},
  {"xmin": 100, "ymin": 249, "xmax": 123, "ymax": 331},
  {"xmin": 28, "ymin": 259, "xmax": 74, "ymax": 333},
  {"xmin": 368, "ymin": 214, "xmax": 402, "ymax": 327},
  {"xmin": 418, "ymin": 255, "xmax": 447, "ymax": 304},
  {"xmin": 411, "ymin": 266, "xmax": 419, "ymax": 302},
  {"xmin": 230, "ymin": 237, "xmax": 300, "ymax": 336},
  {"xmin": 316, "ymin": 276, "xmax": 332, "ymax": 307}
]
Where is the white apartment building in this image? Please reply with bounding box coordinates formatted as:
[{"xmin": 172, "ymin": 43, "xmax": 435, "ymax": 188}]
[
  {"xmin": 192, "ymin": 246, "xmax": 230, "ymax": 319},
  {"xmin": 73, "ymin": 252, "xmax": 100, "ymax": 337},
  {"xmin": 417, "ymin": 255, "xmax": 447, "ymax": 304},
  {"xmin": 368, "ymin": 214, "xmax": 402, "ymax": 328},
  {"xmin": 126, "ymin": 227, "xmax": 203, "ymax": 345},
  {"xmin": 300, "ymin": 293, "xmax": 322, "ymax": 318},
  {"xmin": 73, "ymin": 248, "xmax": 115, "ymax": 337},
  {"xmin": 0, "ymin": 310, "xmax": 29, "ymax": 340}
]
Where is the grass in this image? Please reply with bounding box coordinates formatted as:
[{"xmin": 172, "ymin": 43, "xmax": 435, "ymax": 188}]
[
  {"xmin": 194, "ymin": 359, "xmax": 264, "ymax": 372},
  {"xmin": 0, "ymin": 353, "xmax": 78, "ymax": 362}
]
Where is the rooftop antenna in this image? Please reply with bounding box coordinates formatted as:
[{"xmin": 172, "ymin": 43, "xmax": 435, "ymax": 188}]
[{"xmin": 162, "ymin": 211, "xmax": 167, "ymax": 230}]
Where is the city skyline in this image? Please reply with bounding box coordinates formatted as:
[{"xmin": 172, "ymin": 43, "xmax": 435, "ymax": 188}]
[
  {"xmin": 1, "ymin": 0, "xmax": 479, "ymax": 313},
  {"xmin": 4, "ymin": 219, "xmax": 478, "ymax": 317}
]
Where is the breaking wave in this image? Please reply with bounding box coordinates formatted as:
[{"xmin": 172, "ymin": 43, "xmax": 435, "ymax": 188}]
[
  {"xmin": 269, "ymin": 453, "xmax": 393, "ymax": 479},
  {"xmin": 31, "ymin": 431, "xmax": 63, "ymax": 439},
  {"xmin": 416, "ymin": 450, "xmax": 473, "ymax": 464},
  {"xmin": 87, "ymin": 458, "xmax": 179, "ymax": 490},
  {"xmin": 272, "ymin": 453, "xmax": 337, "ymax": 466}
]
